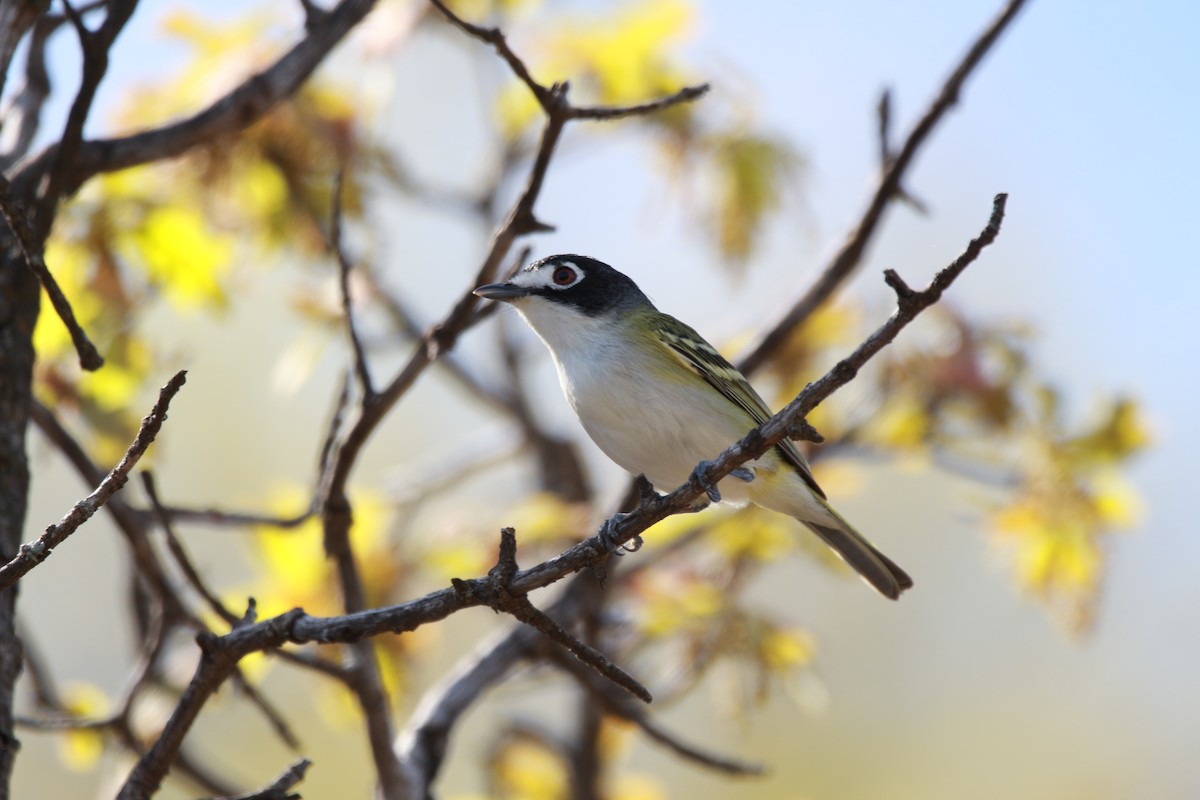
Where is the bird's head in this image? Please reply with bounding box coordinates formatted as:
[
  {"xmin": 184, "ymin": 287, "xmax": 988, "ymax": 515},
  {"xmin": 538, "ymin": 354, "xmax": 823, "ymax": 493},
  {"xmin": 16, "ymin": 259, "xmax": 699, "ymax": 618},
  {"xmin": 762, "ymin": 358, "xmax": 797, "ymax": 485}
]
[{"xmin": 473, "ymin": 254, "xmax": 651, "ymax": 318}]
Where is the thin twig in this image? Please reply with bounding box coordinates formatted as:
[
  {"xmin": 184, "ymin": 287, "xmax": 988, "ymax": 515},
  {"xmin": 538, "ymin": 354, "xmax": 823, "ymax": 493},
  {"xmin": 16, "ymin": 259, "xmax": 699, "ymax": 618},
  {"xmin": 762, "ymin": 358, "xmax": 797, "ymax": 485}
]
[
  {"xmin": 875, "ymin": 88, "xmax": 928, "ymax": 214},
  {"xmin": 737, "ymin": 0, "xmax": 1027, "ymax": 375},
  {"xmin": 141, "ymin": 472, "xmax": 240, "ymax": 627},
  {"xmin": 546, "ymin": 647, "xmax": 765, "ymax": 777},
  {"xmin": 228, "ymin": 670, "xmax": 303, "ymax": 752},
  {"xmin": 579, "ymin": 193, "xmax": 1008, "ymax": 555},
  {"xmin": 149, "ymin": 505, "xmax": 312, "ymax": 530},
  {"xmin": 568, "ymin": 85, "xmax": 710, "ymax": 121},
  {"xmin": 328, "ymin": 169, "xmax": 375, "ymax": 397},
  {"xmin": 12, "ymin": 0, "xmax": 388, "ymax": 199},
  {"xmin": 315, "ymin": 372, "xmax": 351, "ymax": 499},
  {"xmin": 0, "ymin": 173, "xmax": 103, "ymax": 369},
  {"xmin": 427, "ymin": 0, "xmax": 553, "ymax": 107},
  {"xmin": 16, "ymin": 615, "xmax": 241, "ymax": 796},
  {"xmin": 37, "ymin": 0, "xmax": 140, "ymax": 224},
  {"xmin": 202, "ymin": 758, "xmax": 312, "ymax": 800},
  {"xmin": 452, "ymin": 530, "xmax": 650, "ymax": 702},
  {"xmin": 0, "ymin": 9, "xmax": 67, "ymax": 169},
  {"xmin": 17, "ymin": 622, "xmax": 62, "ymax": 711},
  {"xmin": 0, "ymin": 371, "xmax": 187, "ymax": 591}
]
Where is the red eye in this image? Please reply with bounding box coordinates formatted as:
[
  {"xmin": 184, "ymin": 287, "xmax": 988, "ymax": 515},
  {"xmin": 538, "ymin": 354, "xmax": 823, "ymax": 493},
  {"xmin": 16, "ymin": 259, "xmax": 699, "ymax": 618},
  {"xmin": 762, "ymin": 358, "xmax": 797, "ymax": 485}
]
[{"xmin": 552, "ymin": 266, "xmax": 576, "ymax": 286}]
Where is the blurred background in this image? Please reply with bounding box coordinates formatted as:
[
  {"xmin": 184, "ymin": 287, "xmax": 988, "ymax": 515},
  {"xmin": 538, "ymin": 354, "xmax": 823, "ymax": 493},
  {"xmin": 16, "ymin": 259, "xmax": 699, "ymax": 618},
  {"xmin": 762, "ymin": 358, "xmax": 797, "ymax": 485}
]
[{"xmin": 13, "ymin": 0, "xmax": 1199, "ymax": 797}]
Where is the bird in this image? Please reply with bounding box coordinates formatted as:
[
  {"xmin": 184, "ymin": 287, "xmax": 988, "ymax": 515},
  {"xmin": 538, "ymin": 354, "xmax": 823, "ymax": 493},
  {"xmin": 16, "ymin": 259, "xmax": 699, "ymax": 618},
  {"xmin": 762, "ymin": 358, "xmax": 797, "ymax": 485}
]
[{"xmin": 473, "ymin": 254, "xmax": 912, "ymax": 599}]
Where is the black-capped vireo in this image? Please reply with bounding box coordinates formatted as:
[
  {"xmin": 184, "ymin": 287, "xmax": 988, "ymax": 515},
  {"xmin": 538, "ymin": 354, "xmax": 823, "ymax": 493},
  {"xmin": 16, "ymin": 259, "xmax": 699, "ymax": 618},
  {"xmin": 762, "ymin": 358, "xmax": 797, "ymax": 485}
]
[{"xmin": 475, "ymin": 254, "xmax": 912, "ymax": 599}]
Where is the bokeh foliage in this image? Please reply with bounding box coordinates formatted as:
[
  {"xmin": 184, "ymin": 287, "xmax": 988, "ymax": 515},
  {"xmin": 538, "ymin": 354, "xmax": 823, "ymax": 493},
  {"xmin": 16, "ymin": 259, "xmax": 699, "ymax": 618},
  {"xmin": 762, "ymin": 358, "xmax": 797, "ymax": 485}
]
[{"xmin": 24, "ymin": 0, "xmax": 1144, "ymax": 790}]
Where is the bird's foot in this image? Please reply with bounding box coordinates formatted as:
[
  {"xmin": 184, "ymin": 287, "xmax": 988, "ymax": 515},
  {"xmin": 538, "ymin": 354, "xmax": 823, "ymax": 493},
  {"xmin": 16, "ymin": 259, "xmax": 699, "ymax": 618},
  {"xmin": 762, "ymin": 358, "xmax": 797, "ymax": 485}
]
[
  {"xmin": 693, "ymin": 460, "xmax": 724, "ymax": 504},
  {"xmin": 692, "ymin": 462, "xmax": 754, "ymax": 503},
  {"xmin": 730, "ymin": 467, "xmax": 755, "ymax": 483},
  {"xmin": 598, "ymin": 512, "xmax": 642, "ymax": 554}
]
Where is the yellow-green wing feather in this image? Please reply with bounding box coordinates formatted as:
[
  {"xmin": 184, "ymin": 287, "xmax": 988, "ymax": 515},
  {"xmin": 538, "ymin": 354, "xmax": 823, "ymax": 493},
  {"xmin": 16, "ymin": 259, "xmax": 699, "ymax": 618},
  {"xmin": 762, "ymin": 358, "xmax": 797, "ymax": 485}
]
[{"xmin": 654, "ymin": 316, "xmax": 826, "ymax": 499}]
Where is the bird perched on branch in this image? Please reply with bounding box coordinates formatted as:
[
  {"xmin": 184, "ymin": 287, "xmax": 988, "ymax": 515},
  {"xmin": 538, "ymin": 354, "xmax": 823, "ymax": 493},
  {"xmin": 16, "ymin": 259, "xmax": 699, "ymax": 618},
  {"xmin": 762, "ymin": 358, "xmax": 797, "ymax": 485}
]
[{"xmin": 474, "ymin": 254, "xmax": 912, "ymax": 599}]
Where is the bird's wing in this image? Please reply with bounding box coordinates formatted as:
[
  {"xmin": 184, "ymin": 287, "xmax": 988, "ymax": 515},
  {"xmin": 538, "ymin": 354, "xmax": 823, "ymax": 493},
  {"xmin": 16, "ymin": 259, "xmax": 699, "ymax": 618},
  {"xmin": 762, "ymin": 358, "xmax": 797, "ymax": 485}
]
[{"xmin": 654, "ymin": 317, "xmax": 826, "ymax": 499}]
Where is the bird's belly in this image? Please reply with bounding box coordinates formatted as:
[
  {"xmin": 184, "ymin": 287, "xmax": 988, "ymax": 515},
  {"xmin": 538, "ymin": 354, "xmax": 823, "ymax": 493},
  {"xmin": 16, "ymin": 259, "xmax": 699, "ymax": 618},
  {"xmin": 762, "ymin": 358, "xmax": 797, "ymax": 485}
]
[{"xmin": 564, "ymin": 367, "xmax": 761, "ymax": 499}]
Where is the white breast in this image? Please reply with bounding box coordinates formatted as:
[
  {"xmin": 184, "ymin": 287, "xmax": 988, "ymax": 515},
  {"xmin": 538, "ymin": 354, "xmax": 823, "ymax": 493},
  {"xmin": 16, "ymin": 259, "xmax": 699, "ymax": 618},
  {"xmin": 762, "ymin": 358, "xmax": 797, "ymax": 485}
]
[{"xmin": 513, "ymin": 298, "xmax": 761, "ymax": 498}]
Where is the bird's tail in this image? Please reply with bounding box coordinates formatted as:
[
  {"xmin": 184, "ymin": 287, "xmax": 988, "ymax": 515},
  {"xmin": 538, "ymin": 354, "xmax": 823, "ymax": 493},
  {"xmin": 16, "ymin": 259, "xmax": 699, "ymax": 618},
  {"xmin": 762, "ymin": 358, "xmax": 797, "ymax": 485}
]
[{"xmin": 801, "ymin": 501, "xmax": 913, "ymax": 600}]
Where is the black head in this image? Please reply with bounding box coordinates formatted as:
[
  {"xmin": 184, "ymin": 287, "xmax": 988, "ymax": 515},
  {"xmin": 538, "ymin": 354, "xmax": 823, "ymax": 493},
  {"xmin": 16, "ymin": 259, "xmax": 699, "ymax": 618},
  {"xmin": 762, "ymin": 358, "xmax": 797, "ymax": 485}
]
[{"xmin": 473, "ymin": 254, "xmax": 653, "ymax": 316}]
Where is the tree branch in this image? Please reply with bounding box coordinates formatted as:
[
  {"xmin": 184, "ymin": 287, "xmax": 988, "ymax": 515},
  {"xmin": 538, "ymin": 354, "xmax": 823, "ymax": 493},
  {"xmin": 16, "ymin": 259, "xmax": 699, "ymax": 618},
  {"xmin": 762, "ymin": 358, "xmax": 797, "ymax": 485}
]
[
  {"xmin": 545, "ymin": 647, "xmax": 765, "ymax": 777},
  {"xmin": 451, "ymin": 530, "xmax": 650, "ymax": 702},
  {"xmin": 36, "ymin": 0, "xmax": 140, "ymax": 222},
  {"xmin": 580, "ymin": 193, "xmax": 1008, "ymax": 554},
  {"xmin": 202, "ymin": 758, "xmax": 312, "ymax": 800},
  {"xmin": 0, "ymin": 174, "xmax": 103, "ymax": 370},
  {"xmin": 12, "ymin": 0, "xmax": 386, "ymax": 198},
  {"xmin": 328, "ymin": 169, "xmax": 374, "ymax": 397},
  {"xmin": 737, "ymin": 0, "xmax": 1027, "ymax": 375},
  {"xmin": 0, "ymin": 371, "xmax": 186, "ymax": 591}
]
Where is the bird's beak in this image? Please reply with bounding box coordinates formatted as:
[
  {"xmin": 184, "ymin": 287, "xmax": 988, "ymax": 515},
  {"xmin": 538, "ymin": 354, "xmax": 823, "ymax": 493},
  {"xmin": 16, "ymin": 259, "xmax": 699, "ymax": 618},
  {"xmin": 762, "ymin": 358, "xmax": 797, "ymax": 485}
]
[{"xmin": 473, "ymin": 282, "xmax": 529, "ymax": 301}]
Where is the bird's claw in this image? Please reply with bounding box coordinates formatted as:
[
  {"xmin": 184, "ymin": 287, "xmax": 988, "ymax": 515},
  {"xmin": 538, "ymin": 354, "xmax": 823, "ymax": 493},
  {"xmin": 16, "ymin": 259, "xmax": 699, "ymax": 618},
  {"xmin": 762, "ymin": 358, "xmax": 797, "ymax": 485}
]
[
  {"xmin": 693, "ymin": 460, "xmax": 723, "ymax": 504},
  {"xmin": 598, "ymin": 512, "xmax": 641, "ymax": 554},
  {"xmin": 730, "ymin": 467, "xmax": 755, "ymax": 483}
]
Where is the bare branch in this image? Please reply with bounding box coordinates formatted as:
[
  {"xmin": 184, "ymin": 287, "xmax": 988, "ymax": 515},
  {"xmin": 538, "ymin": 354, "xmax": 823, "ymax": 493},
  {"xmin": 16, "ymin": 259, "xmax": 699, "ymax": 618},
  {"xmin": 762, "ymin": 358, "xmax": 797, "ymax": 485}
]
[
  {"xmin": 546, "ymin": 647, "xmax": 765, "ymax": 777},
  {"xmin": 0, "ymin": 9, "xmax": 75, "ymax": 169},
  {"xmin": 396, "ymin": 625, "xmax": 537, "ymax": 790},
  {"xmin": 427, "ymin": 0, "xmax": 554, "ymax": 107},
  {"xmin": 452, "ymin": 530, "xmax": 650, "ymax": 702},
  {"xmin": 568, "ymin": 84, "xmax": 710, "ymax": 121},
  {"xmin": 37, "ymin": 0, "xmax": 140, "ymax": 221},
  {"xmin": 203, "ymin": 758, "xmax": 312, "ymax": 800},
  {"xmin": 875, "ymin": 88, "xmax": 928, "ymax": 214},
  {"xmin": 737, "ymin": 0, "xmax": 1027, "ymax": 375},
  {"xmin": 111, "ymin": 194, "xmax": 1003, "ymax": 797},
  {"xmin": 149, "ymin": 505, "xmax": 312, "ymax": 530},
  {"xmin": 17, "ymin": 617, "xmax": 242, "ymax": 796},
  {"xmin": 0, "ymin": 173, "xmax": 103, "ymax": 369},
  {"xmin": 584, "ymin": 193, "xmax": 1008, "ymax": 553},
  {"xmin": 0, "ymin": 371, "xmax": 186, "ymax": 591},
  {"xmin": 116, "ymin": 611, "xmax": 300, "ymax": 800},
  {"xmin": 321, "ymin": 69, "xmax": 706, "ymax": 519},
  {"xmin": 141, "ymin": 472, "xmax": 240, "ymax": 628},
  {"xmin": 328, "ymin": 169, "xmax": 375, "ymax": 397},
  {"xmin": 0, "ymin": 1, "xmax": 41, "ymax": 107},
  {"xmin": 12, "ymin": 0, "xmax": 387, "ymax": 198}
]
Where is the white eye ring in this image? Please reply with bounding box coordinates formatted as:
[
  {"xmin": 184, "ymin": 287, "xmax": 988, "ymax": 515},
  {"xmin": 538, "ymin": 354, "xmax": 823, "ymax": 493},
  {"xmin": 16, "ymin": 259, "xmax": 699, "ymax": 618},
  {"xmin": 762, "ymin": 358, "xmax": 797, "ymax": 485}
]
[{"xmin": 551, "ymin": 265, "xmax": 578, "ymax": 287}]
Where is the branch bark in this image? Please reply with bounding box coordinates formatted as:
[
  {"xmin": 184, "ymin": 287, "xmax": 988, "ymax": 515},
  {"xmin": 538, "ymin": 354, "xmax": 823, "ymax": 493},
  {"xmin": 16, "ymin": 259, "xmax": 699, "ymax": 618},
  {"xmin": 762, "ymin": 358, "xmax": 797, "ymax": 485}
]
[{"xmin": 0, "ymin": 371, "xmax": 186, "ymax": 592}]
